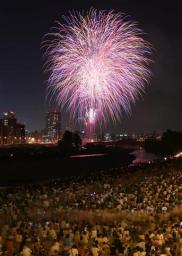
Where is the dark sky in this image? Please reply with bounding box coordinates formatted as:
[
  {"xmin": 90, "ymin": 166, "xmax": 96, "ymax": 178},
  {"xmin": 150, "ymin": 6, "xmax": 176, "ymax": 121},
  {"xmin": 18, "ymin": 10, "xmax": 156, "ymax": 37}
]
[{"xmin": 0, "ymin": 1, "xmax": 181, "ymax": 134}]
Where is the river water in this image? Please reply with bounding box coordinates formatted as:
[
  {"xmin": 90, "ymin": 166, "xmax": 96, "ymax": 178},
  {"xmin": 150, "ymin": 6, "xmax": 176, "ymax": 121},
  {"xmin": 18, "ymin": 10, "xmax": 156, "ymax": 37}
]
[{"xmin": 130, "ymin": 148, "xmax": 160, "ymax": 165}]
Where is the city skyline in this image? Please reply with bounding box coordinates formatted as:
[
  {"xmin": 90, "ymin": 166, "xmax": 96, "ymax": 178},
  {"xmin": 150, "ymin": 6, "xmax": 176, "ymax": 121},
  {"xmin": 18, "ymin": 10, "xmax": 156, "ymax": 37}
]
[{"xmin": 0, "ymin": 1, "xmax": 181, "ymax": 133}]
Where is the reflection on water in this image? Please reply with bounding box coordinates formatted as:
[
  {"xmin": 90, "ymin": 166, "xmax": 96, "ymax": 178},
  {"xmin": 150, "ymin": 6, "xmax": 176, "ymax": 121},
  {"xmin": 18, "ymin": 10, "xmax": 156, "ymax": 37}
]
[
  {"xmin": 70, "ymin": 154, "xmax": 104, "ymax": 158},
  {"xmin": 131, "ymin": 148, "xmax": 160, "ymax": 165}
]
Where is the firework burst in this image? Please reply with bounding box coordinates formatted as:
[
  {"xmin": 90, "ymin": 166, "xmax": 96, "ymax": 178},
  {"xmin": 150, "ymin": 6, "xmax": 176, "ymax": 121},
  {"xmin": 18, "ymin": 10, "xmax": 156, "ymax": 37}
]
[{"xmin": 43, "ymin": 9, "xmax": 152, "ymax": 127}]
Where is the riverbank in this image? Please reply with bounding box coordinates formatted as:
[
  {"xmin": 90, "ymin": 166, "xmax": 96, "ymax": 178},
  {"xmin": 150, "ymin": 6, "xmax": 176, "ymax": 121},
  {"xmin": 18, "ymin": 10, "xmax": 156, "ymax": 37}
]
[{"xmin": 0, "ymin": 145, "xmax": 134, "ymax": 186}]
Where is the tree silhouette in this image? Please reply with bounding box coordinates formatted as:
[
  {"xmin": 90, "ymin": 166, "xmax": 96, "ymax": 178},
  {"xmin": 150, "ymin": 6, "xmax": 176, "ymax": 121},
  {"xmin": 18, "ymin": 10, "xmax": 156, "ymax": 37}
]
[
  {"xmin": 58, "ymin": 130, "xmax": 73, "ymax": 155},
  {"xmin": 73, "ymin": 132, "xmax": 82, "ymax": 151},
  {"xmin": 58, "ymin": 130, "xmax": 82, "ymax": 155}
]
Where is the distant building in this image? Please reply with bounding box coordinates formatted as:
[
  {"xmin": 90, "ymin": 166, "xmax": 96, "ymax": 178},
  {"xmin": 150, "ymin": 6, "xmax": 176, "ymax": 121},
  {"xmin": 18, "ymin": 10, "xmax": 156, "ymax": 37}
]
[
  {"xmin": 46, "ymin": 111, "xmax": 61, "ymax": 143},
  {"xmin": 27, "ymin": 130, "xmax": 42, "ymax": 144},
  {"xmin": 0, "ymin": 112, "xmax": 25, "ymax": 145}
]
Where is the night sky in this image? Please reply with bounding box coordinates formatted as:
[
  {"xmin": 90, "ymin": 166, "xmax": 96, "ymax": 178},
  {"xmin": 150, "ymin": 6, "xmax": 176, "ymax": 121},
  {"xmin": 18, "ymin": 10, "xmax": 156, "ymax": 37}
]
[{"xmin": 0, "ymin": 1, "xmax": 181, "ymax": 134}]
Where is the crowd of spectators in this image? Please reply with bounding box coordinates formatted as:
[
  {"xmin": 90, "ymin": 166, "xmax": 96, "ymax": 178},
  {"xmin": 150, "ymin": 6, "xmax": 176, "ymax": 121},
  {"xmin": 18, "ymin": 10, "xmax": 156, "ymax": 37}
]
[{"xmin": 0, "ymin": 159, "xmax": 182, "ymax": 255}]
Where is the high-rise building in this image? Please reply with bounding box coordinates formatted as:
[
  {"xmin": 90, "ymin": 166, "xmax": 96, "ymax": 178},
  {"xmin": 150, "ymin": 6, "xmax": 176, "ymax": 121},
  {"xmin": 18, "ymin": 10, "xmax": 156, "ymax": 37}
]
[
  {"xmin": 46, "ymin": 111, "xmax": 61, "ymax": 143},
  {"xmin": 0, "ymin": 112, "xmax": 25, "ymax": 145}
]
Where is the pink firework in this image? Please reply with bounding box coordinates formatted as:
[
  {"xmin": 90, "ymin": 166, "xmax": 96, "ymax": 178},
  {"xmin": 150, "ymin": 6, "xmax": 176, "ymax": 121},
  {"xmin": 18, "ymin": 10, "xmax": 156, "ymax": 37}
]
[{"xmin": 43, "ymin": 9, "xmax": 152, "ymax": 126}]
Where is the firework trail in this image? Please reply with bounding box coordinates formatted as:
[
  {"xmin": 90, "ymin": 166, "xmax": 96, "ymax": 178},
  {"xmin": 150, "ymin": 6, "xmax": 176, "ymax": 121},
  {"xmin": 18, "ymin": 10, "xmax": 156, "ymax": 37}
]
[{"xmin": 43, "ymin": 9, "xmax": 152, "ymax": 127}]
